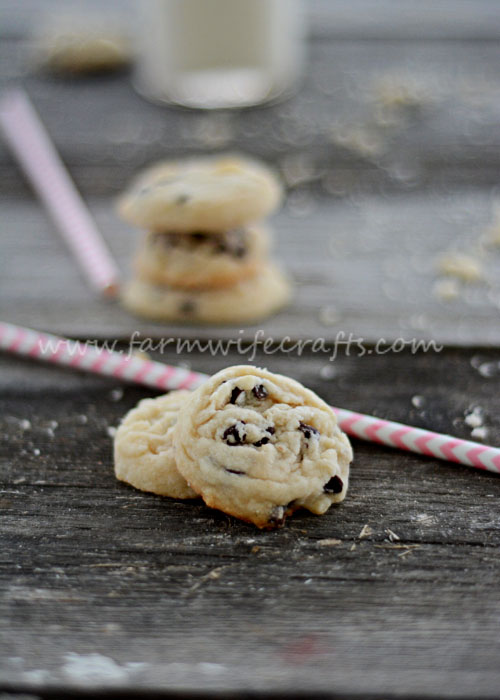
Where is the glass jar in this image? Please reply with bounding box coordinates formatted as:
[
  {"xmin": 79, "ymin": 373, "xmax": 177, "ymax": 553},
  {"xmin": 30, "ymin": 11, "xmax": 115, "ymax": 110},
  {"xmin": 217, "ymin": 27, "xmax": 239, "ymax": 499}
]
[{"xmin": 134, "ymin": 0, "xmax": 305, "ymax": 109}]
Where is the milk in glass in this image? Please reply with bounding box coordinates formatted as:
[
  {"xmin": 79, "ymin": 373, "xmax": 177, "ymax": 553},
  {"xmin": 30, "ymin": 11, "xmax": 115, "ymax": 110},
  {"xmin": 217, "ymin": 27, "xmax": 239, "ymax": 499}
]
[{"xmin": 135, "ymin": 0, "xmax": 304, "ymax": 108}]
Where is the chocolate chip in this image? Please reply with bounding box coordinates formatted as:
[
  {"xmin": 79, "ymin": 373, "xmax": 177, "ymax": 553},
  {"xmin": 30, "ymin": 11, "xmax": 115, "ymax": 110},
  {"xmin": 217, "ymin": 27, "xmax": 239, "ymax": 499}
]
[
  {"xmin": 179, "ymin": 300, "xmax": 196, "ymax": 315},
  {"xmin": 229, "ymin": 387, "xmax": 243, "ymax": 404},
  {"xmin": 252, "ymin": 384, "xmax": 268, "ymax": 400},
  {"xmin": 190, "ymin": 232, "xmax": 209, "ymax": 243},
  {"xmin": 214, "ymin": 229, "xmax": 248, "ymax": 258},
  {"xmin": 254, "ymin": 425, "xmax": 275, "ymax": 446},
  {"xmin": 233, "ymin": 245, "xmax": 247, "ymax": 258},
  {"xmin": 225, "ymin": 468, "xmax": 245, "ymax": 475},
  {"xmin": 298, "ymin": 422, "xmax": 319, "ymax": 439},
  {"xmin": 222, "ymin": 422, "xmax": 247, "ymax": 446},
  {"xmin": 323, "ymin": 476, "xmax": 343, "ymax": 494},
  {"xmin": 214, "ymin": 241, "xmax": 229, "ymax": 255},
  {"xmin": 268, "ymin": 506, "xmax": 286, "ymax": 527},
  {"xmin": 176, "ymin": 194, "xmax": 190, "ymax": 205}
]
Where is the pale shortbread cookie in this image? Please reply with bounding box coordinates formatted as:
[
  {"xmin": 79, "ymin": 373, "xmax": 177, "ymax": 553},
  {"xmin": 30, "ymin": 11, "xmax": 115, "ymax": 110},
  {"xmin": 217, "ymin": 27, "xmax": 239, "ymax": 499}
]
[
  {"xmin": 174, "ymin": 365, "xmax": 353, "ymax": 528},
  {"xmin": 135, "ymin": 225, "xmax": 270, "ymax": 291},
  {"xmin": 114, "ymin": 391, "xmax": 197, "ymax": 499},
  {"xmin": 38, "ymin": 29, "xmax": 131, "ymax": 74},
  {"xmin": 122, "ymin": 263, "xmax": 291, "ymax": 324},
  {"xmin": 117, "ymin": 155, "xmax": 283, "ymax": 233}
]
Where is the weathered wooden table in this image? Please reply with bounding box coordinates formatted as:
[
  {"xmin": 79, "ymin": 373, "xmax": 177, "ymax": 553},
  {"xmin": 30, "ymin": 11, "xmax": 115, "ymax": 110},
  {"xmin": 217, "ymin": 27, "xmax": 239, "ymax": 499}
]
[{"xmin": 1, "ymin": 2, "xmax": 500, "ymax": 698}]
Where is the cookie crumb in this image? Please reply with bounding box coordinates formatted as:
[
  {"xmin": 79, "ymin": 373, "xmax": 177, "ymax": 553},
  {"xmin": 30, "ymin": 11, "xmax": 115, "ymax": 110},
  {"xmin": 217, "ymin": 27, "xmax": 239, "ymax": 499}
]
[
  {"xmin": 319, "ymin": 305, "xmax": 341, "ymax": 326},
  {"xmin": 477, "ymin": 362, "xmax": 498, "ymax": 378},
  {"xmin": 433, "ymin": 278, "xmax": 460, "ymax": 301},
  {"xmin": 471, "ymin": 426, "xmax": 489, "ymax": 441},
  {"xmin": 435, "ymin": 252, "xmax": 483, "ymax": 282},
  {"xmin": 385, "ymin": 528, "xmax": 400, "ymax": 542},
  {"xmin": 329, "ymin": 122, "xmax": 385, "ymax": 158},
  {"xmin": 411, "ymin": 395, "xmax": 425, "ymax": 409},
  {"xmin": 280, "ymin": 153, "xmax": 318, "ymax": 188},
  {"xmin": 413, "ymin": 513, "xmax": 436, "ymax": 526},
  {"xmin": 358, "ymin": 524, "xmax": 373, "ymax": 539},
  {"xmin": 464, "ymin": 406, "xmax": 485, "ymax": 429},
  {"xmin": 319, "ymin": 364, "xmax": 337, "ymax": 380},
  {"xmin": 374, "ymin": 76, "xmax": 432, "ymax": 111},
  {"xmin": 192, "ymin": 113, "xmax": 234, "ymax": 148},
  {"xmin": 207, "ymin": 568, "xmax": 222, "ymax": 580},
  {"xmin": 316, "ymin": 538, "xmax": 342, "ymax": 547}
]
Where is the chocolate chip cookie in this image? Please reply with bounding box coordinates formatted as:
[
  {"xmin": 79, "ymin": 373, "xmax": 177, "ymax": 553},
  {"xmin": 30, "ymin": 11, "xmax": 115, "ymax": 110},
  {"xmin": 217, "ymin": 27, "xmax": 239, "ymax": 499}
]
[{"xmin": 174, "ymin": 365, "xmax": 353, "ymax": 528}]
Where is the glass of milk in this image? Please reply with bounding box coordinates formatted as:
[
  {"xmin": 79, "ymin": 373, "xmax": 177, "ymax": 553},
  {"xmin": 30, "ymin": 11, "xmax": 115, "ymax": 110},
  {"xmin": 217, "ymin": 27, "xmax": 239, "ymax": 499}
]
[{"xmin": 134, "ymin": 0, "xmax": 305, "ymax": 108}]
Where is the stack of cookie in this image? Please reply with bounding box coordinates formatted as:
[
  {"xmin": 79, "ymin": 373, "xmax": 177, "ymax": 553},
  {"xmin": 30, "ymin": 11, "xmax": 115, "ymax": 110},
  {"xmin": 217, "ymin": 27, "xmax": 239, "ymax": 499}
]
[
  {"xmin": 117, "ymin": 155, "xmax": 291, "ymax": 324},
  {"xmin": 114, "ymin": 365, "xmax": 353, "ymax": 529}
]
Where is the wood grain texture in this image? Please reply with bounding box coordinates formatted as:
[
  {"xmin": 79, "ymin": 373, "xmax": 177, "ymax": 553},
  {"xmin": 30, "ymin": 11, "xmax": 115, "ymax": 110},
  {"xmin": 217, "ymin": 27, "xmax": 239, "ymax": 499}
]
[
  {"xmin": 2, "ymin": 191, "xmax": 500, "ymax": 345},
  {"xmin": 1, "ymin": 348, "xmax": 500, "ymax": 699},
  {"xmin": 3, "ymin": 22, "xmax": 500, "ymax": 344},
  {"xmin": 2, "ymin": 2, "xmax": 500, "ymax": 698},
  {"xmin": 3, "ymin": 38, "xmax": 500, "ymax": 194},
  {"xmin": 3, "ymin": 0, "xmax": 500, "ymax": 40}
]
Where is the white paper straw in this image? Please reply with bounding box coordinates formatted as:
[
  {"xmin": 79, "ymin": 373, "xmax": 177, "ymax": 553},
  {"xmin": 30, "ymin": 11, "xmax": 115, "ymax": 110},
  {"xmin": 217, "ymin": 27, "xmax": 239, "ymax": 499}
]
[{"xmin": 0, "ymin": 88, "xmax": 120, "ymax": 296}]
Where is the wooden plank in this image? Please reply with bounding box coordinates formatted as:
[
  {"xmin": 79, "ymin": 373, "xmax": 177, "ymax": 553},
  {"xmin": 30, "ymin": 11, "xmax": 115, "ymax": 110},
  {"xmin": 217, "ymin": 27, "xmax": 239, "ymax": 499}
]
[
  {"xmin": 309, "ymin": 0, "xmax": 500, "ymax": 40},
  {"xmin": 2, "ymin": 33, "xmax": 500, "ymax": 348},
  {"xmin": 2, "ymin": 3, "xmax": 500, "ymax": 698},
  {"xmin": 2, "ymin": 0, "xmax": 500, "ymax": 41},
  {"xmin": 1, "ymin": 347, "xmax": 499, "ymax": 698},
  {"xmin": 2, "ymin": 38, "xmax": 500, "ymax": 193},
  {"xmin": 2, "ymin": 191, "xmax": 500, "ymax": 345}
]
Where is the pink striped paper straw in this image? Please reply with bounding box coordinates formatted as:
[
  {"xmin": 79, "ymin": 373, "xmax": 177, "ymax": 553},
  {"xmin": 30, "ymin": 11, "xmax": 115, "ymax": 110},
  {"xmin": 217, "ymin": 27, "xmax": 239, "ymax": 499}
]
[
  {"xmin": 0, "ymin": 321, "xmax": 206, "ymax": 392},
  {"xmin": 1, "ymin": 320, "xmax": 499, "ymax": 475},
  {"xmin": 0, "ymin": 89, "xmax": 120, "ymax": 297},
  {"xmin": 332, "ymin": 407, "xmax": 500, "ymax": 474}
]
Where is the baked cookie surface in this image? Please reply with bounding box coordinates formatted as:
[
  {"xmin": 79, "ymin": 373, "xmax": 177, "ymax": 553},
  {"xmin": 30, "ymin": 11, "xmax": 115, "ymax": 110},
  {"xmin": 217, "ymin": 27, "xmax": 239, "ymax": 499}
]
[
  {"xmin": 114, "ymin": 391, "xmax": 197, "ymax": 499},
  {"xmin": 117, "ymin": 155, "xmax": 283, "ymax": 233},
  {"xmin": 174, "ymin": 365, "xmax": 353, "ymax": 528},
  {"xmin": 122, "ymin": 262, "xmax": 291, "ymax": 324},
  {"xmin": 135, "ymin": 225, "xmax": 270, "ymax": 290},
  {"xmin": 39, "ymin": 30, "xmax": 131, "ymax": 74}
]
